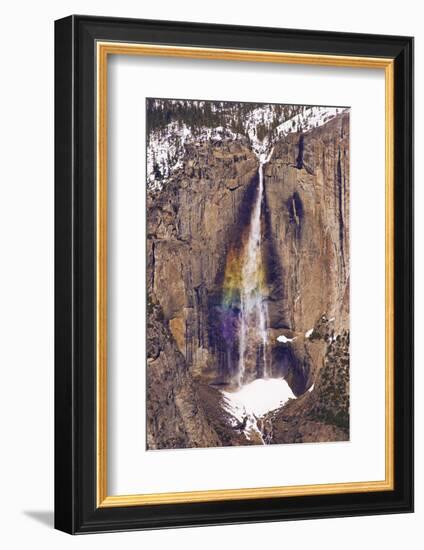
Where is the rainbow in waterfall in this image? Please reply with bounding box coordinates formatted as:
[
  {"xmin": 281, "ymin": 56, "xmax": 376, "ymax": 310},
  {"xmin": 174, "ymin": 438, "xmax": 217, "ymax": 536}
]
[{"xmin": 220, "ymin": 161, "xmax": 270, "ymax": 386}]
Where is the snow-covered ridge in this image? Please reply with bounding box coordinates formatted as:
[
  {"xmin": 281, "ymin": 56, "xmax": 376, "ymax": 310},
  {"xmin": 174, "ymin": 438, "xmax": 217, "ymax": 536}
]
[
  {"xmin": 246, "ymin": 105, "xmax": 346, "ymax": 159},
  {"xmin": 147, "ymin": 122, "xmax": 241, "ymax": 191},
  {"xmin": 147, "ymin": 103, "xmax": 348, "ymax": 191}
]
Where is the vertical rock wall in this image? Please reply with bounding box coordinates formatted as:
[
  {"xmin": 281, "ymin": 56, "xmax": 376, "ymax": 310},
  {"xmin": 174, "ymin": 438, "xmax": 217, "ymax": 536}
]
[
  {"xmin": 147, "ymin": 139, "xmax": 259, "ymax": 385},
  {"xmin": 263, "ymin": 113, "xmax": 350, "ymax": 392},
  {"xmin": 264, "ymin": 113, "xmax": 350, "ymax": 335}
]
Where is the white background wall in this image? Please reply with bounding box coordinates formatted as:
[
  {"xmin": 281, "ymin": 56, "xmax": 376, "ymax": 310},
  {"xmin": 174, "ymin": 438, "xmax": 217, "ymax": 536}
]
[{"xmin": 0, "ymin": 1, "xmax": 420, "ymax": 548}]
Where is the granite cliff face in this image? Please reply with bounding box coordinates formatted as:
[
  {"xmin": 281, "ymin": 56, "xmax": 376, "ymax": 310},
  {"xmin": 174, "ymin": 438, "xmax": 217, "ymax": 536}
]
[
  {"xmin": 263, "ymin": 113, "xmax": 350, "ymax": 394},
  {"xmin": 146, "ymin": 301, "xmax": 222, "ymax": 449},
  {"xmin": 263, "ymin": 316, "xmax": 350, "ymax": 443},
  {"xmin": 147, "ymin": 138, "xmax": 259, "ymax": 383},
  {"xmin": 146, "ymin": 102, "xmax": 350, "ymax": 449},
  {"xmin": 265, "ymin": 114, "xmax": 350, "ymax": 333}
]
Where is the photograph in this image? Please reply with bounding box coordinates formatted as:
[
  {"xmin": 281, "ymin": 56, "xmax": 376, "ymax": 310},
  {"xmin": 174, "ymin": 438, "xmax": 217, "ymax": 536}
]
[
  {"xmin": 146, "ymin": 98, "xmax": 350, "ymax": 450},
  {"xmin": 50, "ymin": 13, "xmax": 413, "ymax": 535}
]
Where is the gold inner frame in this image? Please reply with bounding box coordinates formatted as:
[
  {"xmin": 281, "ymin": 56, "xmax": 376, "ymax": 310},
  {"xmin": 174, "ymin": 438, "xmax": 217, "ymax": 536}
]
[{"xmin": 96, "ymin": 42, "xmax": 395, "ymax": 508}]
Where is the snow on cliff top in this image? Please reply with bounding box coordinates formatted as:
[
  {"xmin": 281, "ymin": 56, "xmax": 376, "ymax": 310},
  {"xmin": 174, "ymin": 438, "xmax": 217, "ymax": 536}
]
[
  {"xmin": 147, "ymin": 122, "xmax": 240, "ymax": 191},
  {"xmin": 274, "ymin": 106, "xmax": 345, "ymax": 138},
  {"xmin": 147, "ymin": 104, "xmax": 348, "ymax": 191}
]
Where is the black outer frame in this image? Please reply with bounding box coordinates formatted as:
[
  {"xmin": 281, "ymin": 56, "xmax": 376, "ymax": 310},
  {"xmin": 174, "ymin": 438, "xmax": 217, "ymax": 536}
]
[{"xmin": 54, "ymin": 15, "xmax": 414, "ymax": 534}]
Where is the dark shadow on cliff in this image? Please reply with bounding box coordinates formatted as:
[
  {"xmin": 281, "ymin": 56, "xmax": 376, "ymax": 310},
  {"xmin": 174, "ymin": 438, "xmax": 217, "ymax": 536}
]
[
  {"xmin": 286, "ymin": 191, "xmax": 304, "ymax": 240},
  {"xmin": 207, "ymin": 170, "xmax": 261, "ymax": 381},
  {"xmin": 213, "ymin": 169, "xmax": 260, "ymax": 290},
  {"xmin": 262, "ymin": 172, "xmax": 288, "ymax": 329},
  {"xmin": 272, "ymin": 344, "xmax": 309, "ymax": 396}
]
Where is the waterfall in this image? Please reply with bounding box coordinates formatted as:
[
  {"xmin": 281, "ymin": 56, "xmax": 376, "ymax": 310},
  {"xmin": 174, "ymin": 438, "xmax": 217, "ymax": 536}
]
[
  {"xmin": 237, "ymin": 152, "xmax": 272, "ymax": 386},
  {"xmin": 221, "ymin": 150, "xmax": 272, "ymax": 387}
]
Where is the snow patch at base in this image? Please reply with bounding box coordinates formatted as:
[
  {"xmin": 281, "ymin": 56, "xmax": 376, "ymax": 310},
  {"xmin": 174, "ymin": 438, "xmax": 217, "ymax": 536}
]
[
  {"xmin": 221, "ymin": 378, "xmax": 296, "ymax": 442},
  {"xmin": 221, "ymin": 378, "xmax": 295, "ymax": 440}
]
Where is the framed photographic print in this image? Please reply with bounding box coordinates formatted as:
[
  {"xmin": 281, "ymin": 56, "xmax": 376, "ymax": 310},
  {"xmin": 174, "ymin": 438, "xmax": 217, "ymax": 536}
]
[{"xmin": 54, "ymin": 15, "xmax": 414, "ymax": 534}]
